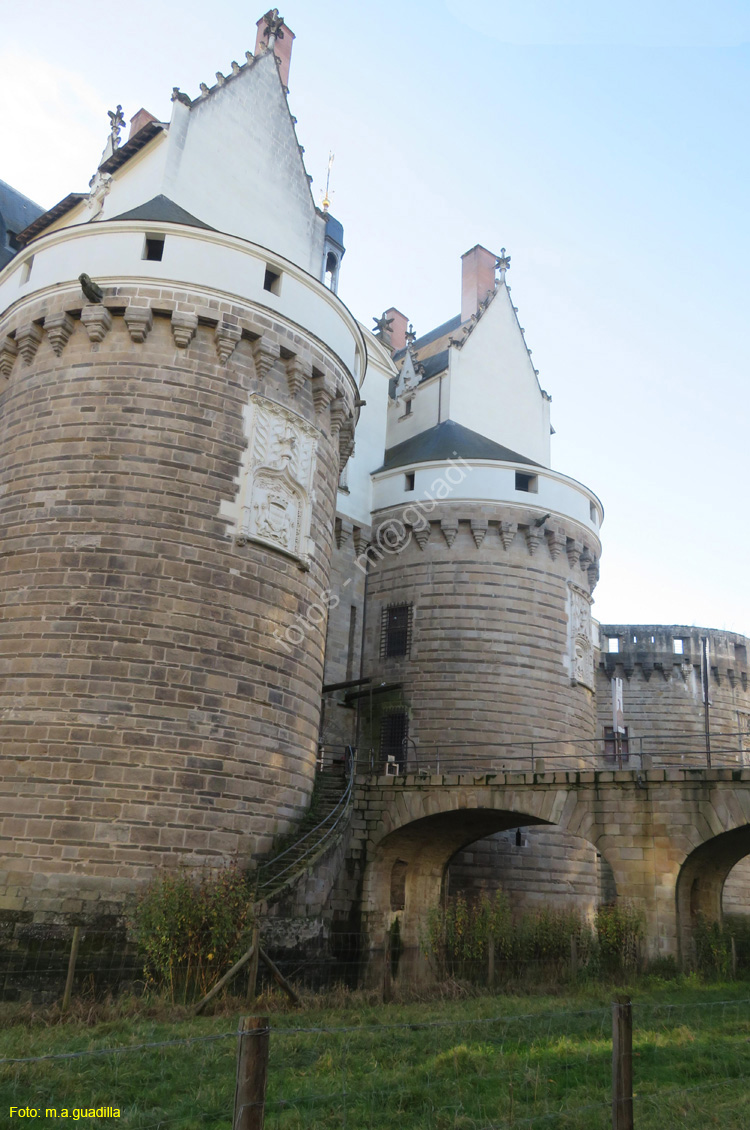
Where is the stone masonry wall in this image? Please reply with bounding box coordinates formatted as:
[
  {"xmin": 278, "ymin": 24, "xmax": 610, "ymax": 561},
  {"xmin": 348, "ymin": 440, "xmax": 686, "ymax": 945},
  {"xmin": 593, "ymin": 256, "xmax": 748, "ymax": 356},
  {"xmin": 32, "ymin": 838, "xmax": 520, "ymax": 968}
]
[
  {"xmin": 361, "ymin": 501, "xmax": 601, "ymax": 767},
  {"xmin": 0, "ymin": 283, "xmax": 356, "ymax": 922},
  {"xmin": 597, "ymin": 625, "xmax": 750, "ymax": 764},
  {"xmin": 320, "ymin": 523, "xmax": 370, "ymax": 749},
  {"xmin": 447, "ymin": 826, "xmax": 616, "ymax": 919}
]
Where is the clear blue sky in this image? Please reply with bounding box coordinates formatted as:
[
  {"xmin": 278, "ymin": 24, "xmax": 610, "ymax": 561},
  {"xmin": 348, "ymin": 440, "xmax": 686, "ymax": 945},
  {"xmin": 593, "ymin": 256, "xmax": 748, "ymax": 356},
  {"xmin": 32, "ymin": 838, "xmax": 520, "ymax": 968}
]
[{"xmin": 2, "ymin": 1, "xmax": 749, "ymax": 633}]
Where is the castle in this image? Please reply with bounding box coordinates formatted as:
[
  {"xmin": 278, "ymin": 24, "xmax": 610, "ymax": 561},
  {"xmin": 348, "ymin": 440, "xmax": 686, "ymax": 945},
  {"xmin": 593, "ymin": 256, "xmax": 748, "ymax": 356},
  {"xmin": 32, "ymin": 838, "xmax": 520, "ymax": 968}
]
[{"xmin": 1, "ymin": 11, "xmax": 749, "ymax": 965}]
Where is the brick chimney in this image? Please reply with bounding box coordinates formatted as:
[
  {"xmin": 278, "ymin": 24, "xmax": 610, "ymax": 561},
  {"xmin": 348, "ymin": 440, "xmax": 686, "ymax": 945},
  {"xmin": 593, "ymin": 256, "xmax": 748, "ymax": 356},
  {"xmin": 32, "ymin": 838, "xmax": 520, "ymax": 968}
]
[
  {"xmin": 254, "ymin": 12, "xmax": 295, "ymax": 89},
  {"xmin": 384, "ymin": 308, "xmax": 409, "ymax": 353},
  {"xmin": 129, "ymin": 108, "xmax": 158, "ymax": 141},
  {"xmin": 461, "ymin": 245, "xmax": 497, "ymax": 323}
]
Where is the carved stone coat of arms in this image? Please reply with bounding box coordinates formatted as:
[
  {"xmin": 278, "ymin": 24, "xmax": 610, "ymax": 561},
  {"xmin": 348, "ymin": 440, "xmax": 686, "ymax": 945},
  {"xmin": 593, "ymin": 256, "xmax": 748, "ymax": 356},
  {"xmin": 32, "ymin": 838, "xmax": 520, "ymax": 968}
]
[{"xmin": 233, "ymin": 395, "xmax": 318, "ymax": 567}]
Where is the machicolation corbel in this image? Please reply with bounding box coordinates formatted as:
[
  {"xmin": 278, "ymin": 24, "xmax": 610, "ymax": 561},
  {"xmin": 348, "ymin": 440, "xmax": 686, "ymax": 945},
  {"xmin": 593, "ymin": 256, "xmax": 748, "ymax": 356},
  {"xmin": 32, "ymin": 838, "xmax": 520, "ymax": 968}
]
[
  {"xmin": 215, "ymin": 319, "xmax": 241, "ymax": 364},
  {"xmin": 124, "ymin": 305, "xmax": 153, "ymax": 343},
  {"xmin": 0, "ymin": 337, "xmax": 18, "ymax": 378},
  {"xmin": 44, "ymin": 312, "xmax": 75, "ymax": 356},
  {"xmin": 81, "ymin": 304, "xmax": 112, "ymax": 344},
  {"xmin": 16, "ymin": 322, "xmax": 43, "ymax": 365},
  {"xmin": 171, "ymin": 310, "xmax": 198, "ymax": 349}
]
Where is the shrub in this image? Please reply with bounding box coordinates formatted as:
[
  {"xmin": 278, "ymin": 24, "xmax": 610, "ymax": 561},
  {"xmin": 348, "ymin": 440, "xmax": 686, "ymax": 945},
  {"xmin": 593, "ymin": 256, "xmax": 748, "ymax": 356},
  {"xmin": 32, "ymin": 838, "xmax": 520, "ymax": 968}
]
[
  {"xmin": 421, "ymin": 892, "xmax": 589, "ymax": 980},
  {"xmin": 595, "ymin": 902, "xmax": 645, "ymax": 973},
  {"xmin": 129, "ymin": 864, "xmax": 256, "ymax": 1003}
]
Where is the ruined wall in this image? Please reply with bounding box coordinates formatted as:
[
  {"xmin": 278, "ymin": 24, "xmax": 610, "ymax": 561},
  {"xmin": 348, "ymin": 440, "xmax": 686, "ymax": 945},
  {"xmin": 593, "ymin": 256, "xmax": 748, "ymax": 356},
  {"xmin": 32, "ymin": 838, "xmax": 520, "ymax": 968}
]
[{"xmin": 0, "ymin": 284, "xmax": 356, "ymax": 922}]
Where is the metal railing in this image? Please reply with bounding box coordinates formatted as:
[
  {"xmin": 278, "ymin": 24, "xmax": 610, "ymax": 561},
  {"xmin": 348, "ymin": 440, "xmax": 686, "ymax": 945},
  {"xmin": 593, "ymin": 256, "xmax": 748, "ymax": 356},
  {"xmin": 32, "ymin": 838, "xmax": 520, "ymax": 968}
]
[
  {"xmin": 255, "ymin": 747, "xmax": 355, "ymax": 901},
  {"xmin": 326, "ymin": 732, "xmax": 750, "ymax": 778}
]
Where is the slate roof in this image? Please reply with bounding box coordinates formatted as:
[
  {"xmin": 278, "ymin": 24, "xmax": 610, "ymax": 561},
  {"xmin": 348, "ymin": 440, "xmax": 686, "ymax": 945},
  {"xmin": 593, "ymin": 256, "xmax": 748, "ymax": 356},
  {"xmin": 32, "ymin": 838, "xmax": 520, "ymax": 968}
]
[
  {"xmin": 99, "ymin": 120, "xmax": 167, "ymax": 174},
  {"xmin": 111, "ymin": 195, "xmax": 215, "ymax": 229},
  {"xmin": 419, "ymin": 350, "xmax": 449, "ymax": 381},
  {"xmin": 392, "ymin": 313, "xmax": 462, "ymax": 363},
  {"xmin": 0, "ymin": 180, "xmax": 44, "ymax": 240},
  {"xmin": 375, "ymin": 419, "xmax": 540, "ymax": 473},
  {"xmin": 16, "ymin": 193, "xmax": 86, "ymax": 248}
]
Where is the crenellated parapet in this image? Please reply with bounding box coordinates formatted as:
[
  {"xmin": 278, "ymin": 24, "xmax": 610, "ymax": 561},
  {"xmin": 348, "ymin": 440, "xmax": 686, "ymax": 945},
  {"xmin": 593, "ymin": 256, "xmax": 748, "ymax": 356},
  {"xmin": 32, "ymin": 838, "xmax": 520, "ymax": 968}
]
[
  {"xmin": 368, "ymin": 502, "xmax": 601, "ymax": 595},
  {"xmin": 0, "ymin": 285, "xmax": 357, "ymax": 471},
  {"xmin": 599, "ymin": 624, "xmax": 749, "ymax": 688}
]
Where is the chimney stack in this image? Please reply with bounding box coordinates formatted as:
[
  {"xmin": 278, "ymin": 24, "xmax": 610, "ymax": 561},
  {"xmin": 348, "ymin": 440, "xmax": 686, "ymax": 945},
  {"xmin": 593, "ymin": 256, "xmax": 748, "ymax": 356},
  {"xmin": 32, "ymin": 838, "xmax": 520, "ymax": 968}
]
[
  {"xmin": 384, "ymin": 308, "xmax": 409, "ymax": 353},
  {"xmin": 128, "ymin": 108, "xmax": 157, "ymax": 141},
  {"xmin": 254, "ymin": 11, "xmax": 295, "ymax": 89},
  {"xmin": 460, "ymin": 245, "xmax": 497, "ymax": 323}
]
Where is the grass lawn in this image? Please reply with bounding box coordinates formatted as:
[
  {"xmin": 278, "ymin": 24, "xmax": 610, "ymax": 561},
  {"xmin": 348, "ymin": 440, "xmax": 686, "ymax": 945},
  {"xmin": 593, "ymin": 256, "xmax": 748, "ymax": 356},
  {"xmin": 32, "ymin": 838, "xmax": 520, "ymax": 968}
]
[{"xmin": 1, "ymin": 978, "xmax": 749, "ymax": 1129}]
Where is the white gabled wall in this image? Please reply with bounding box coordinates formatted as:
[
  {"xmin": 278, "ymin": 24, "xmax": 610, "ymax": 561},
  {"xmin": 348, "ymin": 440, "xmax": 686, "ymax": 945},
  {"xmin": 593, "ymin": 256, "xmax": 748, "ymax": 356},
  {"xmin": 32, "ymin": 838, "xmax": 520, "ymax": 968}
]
[
  {"xmin": 449, "ymin": 284, "xmax": 551, "ymax": 467},
  {"xmin": 158, "ymin": 53, "xmax": 325, "ymax": 275}
]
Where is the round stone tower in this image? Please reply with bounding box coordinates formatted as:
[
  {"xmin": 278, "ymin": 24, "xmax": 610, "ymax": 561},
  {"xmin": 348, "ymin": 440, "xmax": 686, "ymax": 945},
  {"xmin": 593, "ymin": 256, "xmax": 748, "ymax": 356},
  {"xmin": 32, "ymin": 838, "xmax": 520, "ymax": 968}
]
[
  {"xmin": 360, "ymin": 249, "xmax": 602, "ymax": 772},
  {"xmin": 0, "ymin": 36, "xmax": 361, "ymax": 922}
]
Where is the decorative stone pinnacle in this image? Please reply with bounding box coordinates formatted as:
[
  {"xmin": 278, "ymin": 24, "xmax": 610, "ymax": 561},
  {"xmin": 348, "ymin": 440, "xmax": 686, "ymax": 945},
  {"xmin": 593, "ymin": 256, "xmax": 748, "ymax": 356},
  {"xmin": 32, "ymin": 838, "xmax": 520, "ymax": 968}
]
[
  {"xmin": 107, "ymin": 105, "xmax": 125, "ymax": 148},
  {"xmin": 231, "ymin": 61, "xmax": 241, "ymax": 75},
  {"xmin": 200, "ymin": 82, "xmax": 210, "ymax": 96},
  {"xmin": 171, "ymin": 87, "xmax": 192, "ymax": 106},
  {"xmin": 262, "ymin": 8, "xmax": 285, "ymax": 46},
  {"xmin": 215, "ymin": 72, "xmax": 225, "ymax": 85},
  {"xmin": 405, "ymin": 323, "xmax": 417, "ymax": 346},
  {"xmin": 372, "ymin": 312, "xmax": 393, "ymax": 347},
  {"xmin": 496, "ymin": 247, "xmax": 511, "ymax": 281}
]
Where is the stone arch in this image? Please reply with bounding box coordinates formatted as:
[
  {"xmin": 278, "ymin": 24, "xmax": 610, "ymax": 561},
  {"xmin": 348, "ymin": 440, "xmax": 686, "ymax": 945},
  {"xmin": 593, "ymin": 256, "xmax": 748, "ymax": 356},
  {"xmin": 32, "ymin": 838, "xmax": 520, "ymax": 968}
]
[
  {"xmin": 446, "ymin": 824, "xmax": 618, "ymax": 922},
  {"xmin": 360, "ymin": 784, "xmax": 597, "ymax": 952},
  {"xmin": 675, "ymin": 826, "xmax": 750, "ymax": 964}
]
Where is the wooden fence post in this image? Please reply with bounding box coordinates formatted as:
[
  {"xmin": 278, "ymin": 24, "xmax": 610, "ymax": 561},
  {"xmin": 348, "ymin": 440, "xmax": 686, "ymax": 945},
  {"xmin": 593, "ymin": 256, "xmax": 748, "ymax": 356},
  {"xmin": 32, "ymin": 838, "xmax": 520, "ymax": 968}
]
[
  {"xmin": 731, "ymin": 935, "xmax": 738, "ymax": 978},
  {"xmin": 233, "ymin": 1016, "xmax": 270, "ymax": 1130},
  {"xmin": 570, "ymin": 933, "xmax": 578, "ymax": 979},
  {"xmin": 487, "ymin": 930, "xmax": 495, "ymax": 990},
  {"xmin": 61, "ymin": 926, "xmax": 81, "ymax": 1013},
  {"xmin": 612, "ymin": 998, "xmax": 634, "ymax": 1130}
]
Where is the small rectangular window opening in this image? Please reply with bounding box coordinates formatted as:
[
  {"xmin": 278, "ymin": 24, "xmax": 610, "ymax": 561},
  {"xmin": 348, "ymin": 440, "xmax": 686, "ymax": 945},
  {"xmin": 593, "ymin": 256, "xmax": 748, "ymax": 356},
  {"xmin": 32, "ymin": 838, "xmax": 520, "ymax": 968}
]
[
  {"xmin": 381, "ymin": 603, "xmax": 412, "ymax": 659},
  {"xmin": 673, "ymin": 638, "xmax": 684, "ymax": 655},
  {"xmin": 263, "ymin": 266, "xmax": 282, "ymax": 294},
  {"xmin": 608, "ymin": 637, "xmax": 620, "ymax": 653},
  {"xmin": 19, "ymin": 256, "xmax": 33, "ymax": 284},
  {"xmin": 404, "ymin": 399, "xmax": 413, "ymax": 416},
  {"xmin": 404, "ymin": 471, "xmax": 415, "ymax": 491},
  {"xmin": 590, "ymin": 502, "xmax": 597, "ymax": 523},
  {"xmin": 515, "ymin": 471, "xmax": 538, "ymax": 493},
  {"xmin": 143, "ymin": 236, "xmax": 165, "ymax": 262}
]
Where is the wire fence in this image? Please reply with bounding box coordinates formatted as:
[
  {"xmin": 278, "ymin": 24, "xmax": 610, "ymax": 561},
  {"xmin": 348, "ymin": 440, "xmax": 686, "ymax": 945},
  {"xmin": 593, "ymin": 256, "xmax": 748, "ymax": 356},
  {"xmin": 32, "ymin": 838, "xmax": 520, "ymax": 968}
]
[
  {"xmin": 4, "ymin": 922, "xmax": 750, "ymax": 1007},
  {"xmin": 1, "ymin": 998, "xmax": 749, "ymax": 1128}
]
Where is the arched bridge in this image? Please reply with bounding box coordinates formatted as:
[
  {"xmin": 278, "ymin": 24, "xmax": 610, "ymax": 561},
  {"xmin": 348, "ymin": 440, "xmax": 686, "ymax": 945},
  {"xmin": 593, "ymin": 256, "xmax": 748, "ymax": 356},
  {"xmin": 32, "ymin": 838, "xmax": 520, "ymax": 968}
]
[{"xmin": 349, "ymin": 764, "xmax": 750, "ymax": 962}]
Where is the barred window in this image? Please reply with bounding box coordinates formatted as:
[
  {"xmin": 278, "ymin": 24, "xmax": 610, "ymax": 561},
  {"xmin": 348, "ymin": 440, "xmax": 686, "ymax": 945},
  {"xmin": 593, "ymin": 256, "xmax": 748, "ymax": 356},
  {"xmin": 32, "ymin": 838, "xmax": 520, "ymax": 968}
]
[
  {"xmin": 380, "ymin": 603, "xmax": 412, "ymax": 659},
  {"xmin": 380, "ymin": 708, "xmax": 409, "ymax": 769}
]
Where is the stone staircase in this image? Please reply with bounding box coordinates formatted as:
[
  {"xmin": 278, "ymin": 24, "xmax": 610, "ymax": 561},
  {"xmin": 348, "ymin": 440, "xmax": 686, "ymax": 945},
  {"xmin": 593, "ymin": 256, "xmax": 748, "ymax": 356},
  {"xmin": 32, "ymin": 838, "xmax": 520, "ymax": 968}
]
[{"xmin": 255, "ymin": 753, "xmax": 353, "ymax": 905}]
